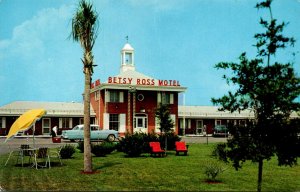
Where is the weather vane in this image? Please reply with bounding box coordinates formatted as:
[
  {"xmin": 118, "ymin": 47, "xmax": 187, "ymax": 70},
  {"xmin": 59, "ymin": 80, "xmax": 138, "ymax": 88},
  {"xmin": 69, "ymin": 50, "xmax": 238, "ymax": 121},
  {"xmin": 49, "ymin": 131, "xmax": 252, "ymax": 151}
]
[{"xmin": 126, "ymin": 36, "xmax": 129, "ymax": 43}]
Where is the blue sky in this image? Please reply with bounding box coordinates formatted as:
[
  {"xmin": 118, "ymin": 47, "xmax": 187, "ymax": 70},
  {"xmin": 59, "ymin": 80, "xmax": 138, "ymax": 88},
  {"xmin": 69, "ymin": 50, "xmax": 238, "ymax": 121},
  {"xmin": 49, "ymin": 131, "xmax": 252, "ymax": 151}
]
[{"xmin": 0, "ymin": 0, "xmax": 299, "ymax": 107}]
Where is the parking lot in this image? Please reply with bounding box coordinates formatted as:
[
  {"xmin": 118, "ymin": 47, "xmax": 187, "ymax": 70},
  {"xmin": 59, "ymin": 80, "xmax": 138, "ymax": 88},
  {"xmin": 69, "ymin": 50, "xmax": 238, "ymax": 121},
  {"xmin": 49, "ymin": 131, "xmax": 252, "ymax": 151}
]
[{"xmin": 0, "ymin": 136, "xmax": 228, "ymax": 155}]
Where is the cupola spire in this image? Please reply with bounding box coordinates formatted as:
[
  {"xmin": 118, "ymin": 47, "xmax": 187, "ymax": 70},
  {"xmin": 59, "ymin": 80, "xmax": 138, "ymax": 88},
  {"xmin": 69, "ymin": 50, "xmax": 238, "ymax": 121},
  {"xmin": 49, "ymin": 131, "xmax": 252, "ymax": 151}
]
[{"xmin": 120, "ymin": 37, "xmax": 135, "ymax": 72}]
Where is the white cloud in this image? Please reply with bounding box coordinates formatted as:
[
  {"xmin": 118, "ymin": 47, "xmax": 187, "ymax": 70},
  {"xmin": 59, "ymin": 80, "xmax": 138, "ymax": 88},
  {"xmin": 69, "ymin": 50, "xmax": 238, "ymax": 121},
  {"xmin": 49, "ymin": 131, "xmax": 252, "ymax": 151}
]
[
  {"xmin": 0, "ymin": 4, "xmax": 83, "ymax": 104},
  {"xmin": 3, "ymin": 5, "xmax": 73, "ymax": 61}
]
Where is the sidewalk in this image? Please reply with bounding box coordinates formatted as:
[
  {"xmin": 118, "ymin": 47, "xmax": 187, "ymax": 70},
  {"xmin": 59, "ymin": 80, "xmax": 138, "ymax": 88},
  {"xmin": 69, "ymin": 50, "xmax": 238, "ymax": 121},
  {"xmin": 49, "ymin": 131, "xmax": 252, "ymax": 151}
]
[
  {"xmin": 0, "ymin": 136, "xmax": 228, "ymax": 155},
  {"xmin": 0, "ymin": 137, "xmax": 71, "ymax": 155},
  {"xmin": 181, "ymin": 135, "xmax": 228, "ymax": 144}
]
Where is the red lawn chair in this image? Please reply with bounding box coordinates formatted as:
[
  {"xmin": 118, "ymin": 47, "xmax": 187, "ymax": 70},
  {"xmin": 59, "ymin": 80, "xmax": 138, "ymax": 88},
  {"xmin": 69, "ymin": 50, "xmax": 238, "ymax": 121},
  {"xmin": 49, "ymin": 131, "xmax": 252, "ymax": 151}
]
[
  {"xmin": 149, "ymin": 142, "xmax": 165, "ymax": 157},
  {"xmin": 175, "ymin": 141, "xmax": 189, "ymax": 156}
]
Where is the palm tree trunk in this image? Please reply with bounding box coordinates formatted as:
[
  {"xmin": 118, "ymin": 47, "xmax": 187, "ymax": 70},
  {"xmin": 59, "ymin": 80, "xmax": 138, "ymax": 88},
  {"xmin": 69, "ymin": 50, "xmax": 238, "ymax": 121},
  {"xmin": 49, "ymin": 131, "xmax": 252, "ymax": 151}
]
[
  {"xmin": 83, "ymin": 68, "xmax": 92, "ymax": 173},
  {"xmin": 257, "ymin": 158, "xmax": 263, "ymax": 192}
]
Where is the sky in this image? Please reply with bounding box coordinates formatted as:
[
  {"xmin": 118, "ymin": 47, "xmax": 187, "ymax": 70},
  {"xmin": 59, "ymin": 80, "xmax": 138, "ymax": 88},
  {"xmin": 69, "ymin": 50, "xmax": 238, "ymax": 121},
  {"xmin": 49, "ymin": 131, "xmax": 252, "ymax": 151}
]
[{"xmin": 0, "ymin": 0, "xmax": 299, "ymax": 107}]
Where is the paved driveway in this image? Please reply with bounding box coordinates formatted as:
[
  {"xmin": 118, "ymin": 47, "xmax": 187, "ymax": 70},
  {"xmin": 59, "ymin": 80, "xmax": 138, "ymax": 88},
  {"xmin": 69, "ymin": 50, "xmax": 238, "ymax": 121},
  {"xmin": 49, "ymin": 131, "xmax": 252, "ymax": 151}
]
[
  {"xmin": 0, "ymin": 137, "xmax": 70, "ymax": 155},
  {"xmin": 0, "ymin": 136, "xmax": 228, "ymax": 155},
  {"xmin": 181, "ymin": 136, "xmax": 228, "ymax": 144}
]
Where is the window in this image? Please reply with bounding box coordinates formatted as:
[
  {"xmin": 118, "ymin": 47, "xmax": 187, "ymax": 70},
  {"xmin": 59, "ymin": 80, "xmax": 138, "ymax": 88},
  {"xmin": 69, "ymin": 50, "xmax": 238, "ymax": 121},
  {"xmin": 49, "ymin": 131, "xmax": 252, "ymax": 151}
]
[
  {"xmin": 109, "ymin": 91, "xmax": 124, "ymax": 103},
  {"xmin": 95, "ymin": 91, "xmax": 100, "ymax": 101},
  {"xmin": 0, "ymin": 117, "xmax": 6, "ymax": 128},
  {"xmin": 91, "ymin": 125, "xmax": 99, "ymax": 131},
  {"xmin": 215, "ymin": 120, "xmax": 222, "ymax": 126},
  {"xmin": 59, "ymin": 118, "xmax": 72, "ymax": 128},
  {"xmin": 180, "ymin": 119, "xmax": 191, "ymax": 129},
  {"xmin": 110, "ymin": 91, "xmax": 119, "ymax": 102},
  {"xmin": 157, "ymin": 92, "xmax": 174, "ymax": 105},
  {"xmin": 125, "ymin": 52, "xmax": 132, "ymax": 64},
  {"xmin": 42, "ymin": 118, "xmax": 51, "ymax": 134},
  {"xmin": 164, "ymin": 93, "xmax": 171, "ymax": 104},
  {"xmin": 79, "ymin": 118, "xmax": 84, "ymax": 125},
  {"xmin": 109, "ymin": 114, "xmax": 119, "ymax": 131}
]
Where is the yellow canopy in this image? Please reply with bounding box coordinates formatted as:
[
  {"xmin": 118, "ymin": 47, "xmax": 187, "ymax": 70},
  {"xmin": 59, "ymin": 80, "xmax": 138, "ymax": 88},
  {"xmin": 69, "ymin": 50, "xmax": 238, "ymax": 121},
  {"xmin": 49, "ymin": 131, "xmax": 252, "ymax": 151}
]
[{"xmin": 5, "ymin": 109, "xmax": 46, "ymax": 142}]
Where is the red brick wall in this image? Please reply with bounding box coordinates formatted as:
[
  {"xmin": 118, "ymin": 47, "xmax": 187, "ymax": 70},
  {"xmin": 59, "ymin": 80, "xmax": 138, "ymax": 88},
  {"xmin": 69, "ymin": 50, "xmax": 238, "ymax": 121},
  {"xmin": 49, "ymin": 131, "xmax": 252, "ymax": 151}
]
[{"xmin": 90, "ymin": 89, "xmax": 179, "ymax": 134}]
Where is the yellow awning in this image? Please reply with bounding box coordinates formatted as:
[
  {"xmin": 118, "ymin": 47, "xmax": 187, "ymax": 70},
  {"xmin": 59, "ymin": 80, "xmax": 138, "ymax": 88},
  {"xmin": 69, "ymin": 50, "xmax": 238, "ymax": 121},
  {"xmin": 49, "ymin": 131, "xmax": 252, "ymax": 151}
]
[{"xmin": 5, "ymin": 109, "xmax": 46, "ymax": 142}]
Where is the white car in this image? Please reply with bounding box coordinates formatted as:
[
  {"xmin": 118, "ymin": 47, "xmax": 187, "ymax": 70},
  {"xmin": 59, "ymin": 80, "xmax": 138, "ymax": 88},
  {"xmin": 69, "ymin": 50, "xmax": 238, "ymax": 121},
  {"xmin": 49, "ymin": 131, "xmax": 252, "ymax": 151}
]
[{"xmin": 61, "ymin": 124, "xmax": 118, "ymax": 142}]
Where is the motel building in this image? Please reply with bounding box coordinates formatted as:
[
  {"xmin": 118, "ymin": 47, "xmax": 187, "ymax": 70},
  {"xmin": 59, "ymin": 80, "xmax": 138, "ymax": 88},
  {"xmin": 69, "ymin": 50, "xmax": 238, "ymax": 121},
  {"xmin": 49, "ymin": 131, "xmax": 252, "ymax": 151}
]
[
  {"xmin": 89, "ymin": 43, "xmax": 187, "ymax": 136},
  {"xmin": 1, "ymin": 42, "xmax": 298, "ymax": 137}
]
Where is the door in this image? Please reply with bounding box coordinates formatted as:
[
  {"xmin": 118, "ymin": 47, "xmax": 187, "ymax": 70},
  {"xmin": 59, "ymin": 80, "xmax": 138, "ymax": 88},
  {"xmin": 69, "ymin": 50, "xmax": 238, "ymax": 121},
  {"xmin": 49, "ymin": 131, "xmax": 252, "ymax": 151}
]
[
  {"xmin": 134, "ymin": 114, "xmax": 148, "ymax": 133},
  {"xmin": 196, "ymin": 120, "xmax": 203, "ymax": 135},
  {"xmin": 42, "ymin": 118, "xmax": 51, "ymax": 135}
]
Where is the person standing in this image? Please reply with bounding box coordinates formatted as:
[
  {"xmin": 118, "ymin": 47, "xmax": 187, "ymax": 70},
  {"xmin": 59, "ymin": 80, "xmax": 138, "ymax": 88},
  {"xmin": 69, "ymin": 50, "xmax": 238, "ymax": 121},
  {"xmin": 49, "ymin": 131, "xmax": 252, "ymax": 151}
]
[{"xmin": 52, "ymin": 126, "xmax": 58, "ymax": 137}]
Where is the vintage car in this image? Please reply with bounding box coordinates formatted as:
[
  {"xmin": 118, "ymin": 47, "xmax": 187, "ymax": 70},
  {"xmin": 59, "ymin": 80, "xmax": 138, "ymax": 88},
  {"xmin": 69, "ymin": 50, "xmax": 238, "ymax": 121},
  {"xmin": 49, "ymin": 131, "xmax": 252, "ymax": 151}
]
[
  {"xmin": 61, "ymin": 124, "xmax": 118, "ymax": 142},
  {"xmin": 213, "ymin": 125, "xmax": 229, "ymax": 137}
]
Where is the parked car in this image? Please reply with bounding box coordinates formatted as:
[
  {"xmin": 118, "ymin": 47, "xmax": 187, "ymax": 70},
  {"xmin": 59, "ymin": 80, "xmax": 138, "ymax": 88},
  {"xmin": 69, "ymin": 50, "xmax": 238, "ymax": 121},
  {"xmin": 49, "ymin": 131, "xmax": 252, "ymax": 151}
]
[
  {"xmin": 61, "ymin": 124, "xmax": 118, "ymax": 142},
  {"xmin": 213, "ymin": 125, "xmax": 229, "ymax": 137}
]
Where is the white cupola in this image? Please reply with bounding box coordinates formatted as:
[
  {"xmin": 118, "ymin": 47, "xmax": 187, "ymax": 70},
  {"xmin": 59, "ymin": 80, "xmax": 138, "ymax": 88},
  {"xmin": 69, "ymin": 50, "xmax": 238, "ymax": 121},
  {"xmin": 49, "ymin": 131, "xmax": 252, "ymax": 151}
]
[{"xmin": 120, "ymin": 42, "xmax": 135, "ymax": 72}]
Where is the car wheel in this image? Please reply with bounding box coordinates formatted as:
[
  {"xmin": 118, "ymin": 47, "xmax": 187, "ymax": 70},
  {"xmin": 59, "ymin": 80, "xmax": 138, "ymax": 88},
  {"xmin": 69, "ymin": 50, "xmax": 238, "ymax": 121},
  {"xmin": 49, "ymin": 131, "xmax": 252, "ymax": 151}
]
[{"xmin": 107, "ymin": 134, "xmax": 115, "ymax": 142}]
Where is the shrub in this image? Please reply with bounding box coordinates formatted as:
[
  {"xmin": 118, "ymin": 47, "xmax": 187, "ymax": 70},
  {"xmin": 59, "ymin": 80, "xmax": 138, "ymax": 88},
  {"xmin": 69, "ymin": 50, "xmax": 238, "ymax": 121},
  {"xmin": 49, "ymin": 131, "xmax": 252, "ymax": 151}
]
[
  {"xmin": 119, "ymin": 133, "xmax": 146, "ymax": 157},
  {"xmin": 77, "ymin": 141, "xmax": 84, "ymax": 153},
  {"xmin": 119, "ymin": 132, "xmax": 182, "ymax": 156},
  {"xmin": 60, "ymin": 144, "xmax": 76, "ymax": 159},
  {"xmin": 91, "ymin": 142, "xmax": 116, "ymax": 157},
  {"xmin": 115, "ymin": 141, "xmax": 123, "ymax": 152},
  {"xmin": 212, "ymin": 143, "xmax": 228, "ymax": 162},
  {"xmin": 141, "ymin": 132, "xmax": 159, "ymax": 153},
  {"xmin": 159, "ymin": 132, "xmax": 181, "ymax": 150},
  {"xmin": 203, "ymin": 161, "xmax": 226, "ymax": 182}
]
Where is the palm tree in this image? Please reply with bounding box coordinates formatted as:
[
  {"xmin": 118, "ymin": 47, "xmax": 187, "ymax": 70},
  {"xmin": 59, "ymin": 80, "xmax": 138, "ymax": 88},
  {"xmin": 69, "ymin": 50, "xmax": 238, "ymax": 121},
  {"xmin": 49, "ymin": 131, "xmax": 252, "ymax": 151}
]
[{"xmin": 71, "ymin": 0, "xmax": 98, "ymax": 173}]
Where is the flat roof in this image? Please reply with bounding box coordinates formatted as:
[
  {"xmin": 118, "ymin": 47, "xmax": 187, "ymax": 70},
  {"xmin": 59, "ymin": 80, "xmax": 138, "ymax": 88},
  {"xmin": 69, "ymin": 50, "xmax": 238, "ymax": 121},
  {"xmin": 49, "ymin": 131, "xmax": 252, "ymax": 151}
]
[
  {"xmin": 0, "ymin": 101, "xmax": 95, "ymax": 117},
  {"xmin": 178, "ymin": 106, "xmax": 254, "ymax": 119},
  {"xmin": 179, "ymin": 105, "xmax": 299, "ymax": 119}
]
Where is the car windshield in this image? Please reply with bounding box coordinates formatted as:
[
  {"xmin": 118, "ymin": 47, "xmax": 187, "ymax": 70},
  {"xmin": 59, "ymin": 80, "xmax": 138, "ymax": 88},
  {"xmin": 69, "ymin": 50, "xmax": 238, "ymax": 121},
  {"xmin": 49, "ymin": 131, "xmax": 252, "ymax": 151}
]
[
  {"xmin": 91, "ymin": 126, "xmax": 98, "ymax": 131},
  {"xmin": 72, "ymin": 125, "xmax": 98, "ymax": 131},
  {"xmin": 215, "ymin": 125, "xmax": 227, "ymax": 131}
]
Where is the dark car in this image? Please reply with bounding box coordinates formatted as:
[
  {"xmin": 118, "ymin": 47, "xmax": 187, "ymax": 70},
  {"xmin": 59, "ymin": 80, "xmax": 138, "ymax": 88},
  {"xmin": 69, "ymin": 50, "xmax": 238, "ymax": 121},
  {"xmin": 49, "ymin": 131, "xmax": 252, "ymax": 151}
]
[{"xmin": 213, "ymin": 125, "xmax": 229, "ymax": 137}]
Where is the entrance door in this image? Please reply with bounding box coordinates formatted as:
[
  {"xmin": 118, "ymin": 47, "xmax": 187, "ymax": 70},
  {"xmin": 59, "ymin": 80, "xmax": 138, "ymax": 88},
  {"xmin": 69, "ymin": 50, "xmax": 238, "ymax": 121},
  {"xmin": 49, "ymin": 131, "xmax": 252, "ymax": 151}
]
[
  {"xmin": 134, "ymin": 114, "xmax": 147, "ymax": 133},
  {"xmin": 42, "ymin": 118, "xmax": 51, "ymax": 135},
  {"xmin": 196, "ymin": 120, "xmax": 203, "ymax": 135}
]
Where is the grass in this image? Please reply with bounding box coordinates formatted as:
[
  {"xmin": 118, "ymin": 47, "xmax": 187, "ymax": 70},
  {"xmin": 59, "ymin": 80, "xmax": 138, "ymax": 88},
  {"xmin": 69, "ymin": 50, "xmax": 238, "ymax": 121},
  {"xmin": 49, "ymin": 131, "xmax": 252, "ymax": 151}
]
[{"xmin": 0, "ymin": 143, "xmax": 299, "ymax": 191}]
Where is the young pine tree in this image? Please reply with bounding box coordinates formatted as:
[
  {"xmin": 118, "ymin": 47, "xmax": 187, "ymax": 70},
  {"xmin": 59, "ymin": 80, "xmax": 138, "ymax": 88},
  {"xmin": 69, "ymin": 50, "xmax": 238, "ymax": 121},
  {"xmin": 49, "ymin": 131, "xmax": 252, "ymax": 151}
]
[{"xmin": 212, "ymin": 1, "xmax": 300, "ymax": 191}]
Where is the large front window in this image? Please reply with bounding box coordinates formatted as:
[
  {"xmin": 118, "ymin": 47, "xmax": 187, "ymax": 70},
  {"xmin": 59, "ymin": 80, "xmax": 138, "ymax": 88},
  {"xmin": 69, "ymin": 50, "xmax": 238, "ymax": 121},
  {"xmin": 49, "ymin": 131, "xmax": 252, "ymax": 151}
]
[{"xmin": 109, "ymin": 114, "xmax": 119, "ymax": 131}]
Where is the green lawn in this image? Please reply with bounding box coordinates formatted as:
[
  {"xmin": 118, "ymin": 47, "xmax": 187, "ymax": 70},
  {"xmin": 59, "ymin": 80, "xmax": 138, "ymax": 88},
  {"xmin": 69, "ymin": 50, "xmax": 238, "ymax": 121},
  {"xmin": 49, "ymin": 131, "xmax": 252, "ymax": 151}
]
[{"xmin": 0, "ymin": 143, "xmax": 299, "ymax": 191}]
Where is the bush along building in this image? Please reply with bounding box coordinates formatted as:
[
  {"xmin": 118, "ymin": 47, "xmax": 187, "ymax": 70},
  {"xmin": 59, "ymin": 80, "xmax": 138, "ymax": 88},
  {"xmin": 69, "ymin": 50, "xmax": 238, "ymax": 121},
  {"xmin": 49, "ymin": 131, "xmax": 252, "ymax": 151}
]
[{"xmin": 90, "ymin": 43, "xmax": 187, "ymax": 136}]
